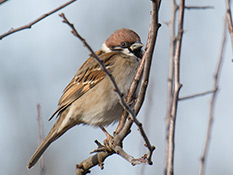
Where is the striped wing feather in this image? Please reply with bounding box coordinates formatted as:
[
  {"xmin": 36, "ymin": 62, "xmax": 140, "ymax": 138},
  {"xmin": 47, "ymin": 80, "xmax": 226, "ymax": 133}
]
[{"xmin": 49, "ymin": 50, "xmax": 116, "ymax": 120}]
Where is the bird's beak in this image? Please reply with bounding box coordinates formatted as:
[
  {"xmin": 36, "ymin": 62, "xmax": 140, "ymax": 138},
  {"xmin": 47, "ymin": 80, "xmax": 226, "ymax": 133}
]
[{"xmin": 130, "ymin": 41, "xmax": 144, "ymax": 51}]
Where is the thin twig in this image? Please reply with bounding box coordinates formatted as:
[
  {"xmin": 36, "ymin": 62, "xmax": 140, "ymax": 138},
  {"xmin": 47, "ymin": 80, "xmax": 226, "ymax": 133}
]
[
  {"xmin": 179, "ymin": 90, "xmax": 215, "ymax": 101},
  {"xmin": 166, "ymin": 1, "xmax": 185, "ymax": 175},
  {"xmin": 0, "ymin": 0, "xmax": 77, "ymax": 40},
  {"xmin": 185, "ymin": 6, "xmax": 214, "ymax": 10},
  {"xmin": 139, "ymin": 80, "xmax": 154, "ymax": 175},
  {"xmin": 114, "ymin": 146, "xmax": 148, "ymax": 165},
  {"xmin": 199, "ymin": 16, "xmax": 227, "ymax": 175},
  {"xmin": 36, "ymin": 104, "xmax": 46, "ymax": 175},
  {"xmin": 76, "ymin": 151, "xmax": 114, "ymax": 175},
  {"xmin": 226, "ymin": 0, "xmax": 233, "ymax": 51}
]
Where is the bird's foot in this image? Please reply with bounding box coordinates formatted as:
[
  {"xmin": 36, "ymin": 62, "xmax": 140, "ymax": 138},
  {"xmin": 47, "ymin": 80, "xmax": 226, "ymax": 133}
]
[{"xmin": 99, "ymin": 126, "xmax": 114, "ymax": 152}]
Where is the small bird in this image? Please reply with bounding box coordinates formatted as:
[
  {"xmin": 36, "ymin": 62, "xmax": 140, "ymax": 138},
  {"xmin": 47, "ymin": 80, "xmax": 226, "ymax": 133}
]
[{"xmin": 27, "ymin": 28, "xmax": 143, "ymax": 169}]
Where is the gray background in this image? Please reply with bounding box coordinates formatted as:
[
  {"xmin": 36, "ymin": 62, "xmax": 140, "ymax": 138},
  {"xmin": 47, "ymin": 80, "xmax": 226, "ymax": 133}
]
[{"xmin": 0, "ymin": 0, "xmax": 232, "ymax": 175}]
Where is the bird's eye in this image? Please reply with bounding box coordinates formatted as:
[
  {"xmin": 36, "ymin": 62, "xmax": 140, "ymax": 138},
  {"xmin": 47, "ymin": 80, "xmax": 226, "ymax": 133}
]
[{"xmin": 120, "ymin": 42, "xmax": 127, "ymax": 47}]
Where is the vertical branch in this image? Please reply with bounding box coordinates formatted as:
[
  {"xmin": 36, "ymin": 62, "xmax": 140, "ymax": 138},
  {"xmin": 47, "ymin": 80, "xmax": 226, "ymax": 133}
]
[
  {"xmin": 117, "ymin": 0, "xmax": 161, "ymax": 164},
  {"xmin": 139, "ymin": 80, "xmax": 154, "ymax": 175},
  {"xmin": 115, "ymin": 0, "xmax": 161, "ymax": 133},
  {"xmin": 166, "ymin": 0, "xmax": 185, "ymax": 175},
  {"xmin": 116, "ymin": 0, "xmax": 161, "ymax": 140},
  {"xmin": 199, "ymin": 17, "xmax": 227, "ymax": 175},
  {"xmin": 226, "ymin": 0, "xmax": 233, "ymax": 51},
  {"xmin": 134, "ymin": 0, "xmax": 160, "ymax": 114},
  {"xmin": 36, "ymin": 104, "xmax": 46, "ymax": 175},
  {"xmin": 164, "ymin": 0, "xmax": 177, "ymax": 174}
]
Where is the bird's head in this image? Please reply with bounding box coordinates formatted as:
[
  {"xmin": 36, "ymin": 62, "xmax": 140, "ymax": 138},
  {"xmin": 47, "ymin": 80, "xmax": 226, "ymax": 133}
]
[{"xmin": 101, "ymin": 28, "xmax": 144, "ymax": 58}]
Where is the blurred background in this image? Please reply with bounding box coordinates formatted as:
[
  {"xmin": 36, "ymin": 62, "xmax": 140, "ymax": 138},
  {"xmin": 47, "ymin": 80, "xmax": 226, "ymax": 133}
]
[{"xmin": 0, "ymin": 0, "xmax": 232, "ymax": 175}]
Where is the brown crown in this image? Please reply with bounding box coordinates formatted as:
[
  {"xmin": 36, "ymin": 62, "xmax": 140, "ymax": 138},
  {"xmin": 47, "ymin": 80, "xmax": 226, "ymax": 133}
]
[{"xmin": 105, "ymin": 28, "xmax": 141, "ymax": 48}]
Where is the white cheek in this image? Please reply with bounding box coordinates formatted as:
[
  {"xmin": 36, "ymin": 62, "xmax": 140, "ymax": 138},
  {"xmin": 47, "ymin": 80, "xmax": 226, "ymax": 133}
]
[
  {"xmin": 101, "ymin": 43, "xmax": 111, "ymax": 53},
  {"xmin": 121, "ymin": 48, "xmax": 135, "ymax": 57}
]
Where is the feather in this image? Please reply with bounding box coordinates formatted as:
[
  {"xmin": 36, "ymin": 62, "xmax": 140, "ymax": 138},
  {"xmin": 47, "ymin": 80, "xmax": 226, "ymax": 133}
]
[{"xmin": 49, "ymin": 50, "xmax": 117, "ymax": 120}]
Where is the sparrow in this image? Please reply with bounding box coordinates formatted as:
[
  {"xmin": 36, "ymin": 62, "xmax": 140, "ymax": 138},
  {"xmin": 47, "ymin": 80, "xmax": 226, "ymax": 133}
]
[{"xmin": 27, "ymin": 28, "xmax": 143, "ymax": 169}]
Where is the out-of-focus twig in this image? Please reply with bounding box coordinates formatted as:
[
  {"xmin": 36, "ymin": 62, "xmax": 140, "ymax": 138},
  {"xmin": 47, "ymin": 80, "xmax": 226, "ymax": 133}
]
[
  {"xmin": 179, "ymin": 90, "xmax": 215, "ymax": 101},
  {"xmin": 185, "ymin": 5, "xmax": 214, "ymax": 10},
  {"xmin": 226, "ymin": 0, "xmax": 233, "ymax": 51},
  {"xmin": 36, "ymin": 104, "xmax": 46, "ymax": 175},
  {"xmin": 164, "ymin": 0, "xmax": 177, "ymax": 174},
  {"xmin": 0, "ymin": 0, "xmax": 77, "ymax": 40},
  {"xmin": 166, "ymin": 0, "xmax": 185, "ymax": 175},
  {"xmin": 199, "ymin": 17, "xmax": 227, "ymax": 175}
]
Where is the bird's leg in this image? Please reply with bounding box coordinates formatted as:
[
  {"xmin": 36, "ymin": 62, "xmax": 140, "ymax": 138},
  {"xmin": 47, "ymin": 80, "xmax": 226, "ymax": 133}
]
[
  {"xmin": 115, "ymin": 98, "xmax": 135, "ymax": 135},
  {"xmin": 115, "ymin": 111, "xmax": 127, "ymax": 135},
  {"xmin": 99, "ymin": 126, "xmax": 113, "ymax": 140},
  {"xmin": 99, "ymin": 126, "xmax": 114, "ymax": 151}
]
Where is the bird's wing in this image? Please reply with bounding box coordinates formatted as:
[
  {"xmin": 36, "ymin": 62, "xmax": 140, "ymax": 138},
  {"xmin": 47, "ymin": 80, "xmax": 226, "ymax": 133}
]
[{"xmin": 49, "ymin": 50, "xmax": 117, "ymax": 120}]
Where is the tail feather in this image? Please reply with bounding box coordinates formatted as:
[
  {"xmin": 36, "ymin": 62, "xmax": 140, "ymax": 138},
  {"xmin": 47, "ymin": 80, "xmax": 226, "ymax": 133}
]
[
  {"xmin": 27, "ymin": 130, "xmax": 57, "ymax": 169},
  {"xmin": 28, "ymin": 108, "xmax": 78, "ymax": 169}
]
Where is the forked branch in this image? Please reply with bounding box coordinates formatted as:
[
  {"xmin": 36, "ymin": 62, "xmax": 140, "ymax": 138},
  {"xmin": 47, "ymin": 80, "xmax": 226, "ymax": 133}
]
[
  {"xmin": 165, "ymin": 0, "xmax": 185, "ymax": 175},
  {"xmin": 0, "ymin": 0, "xmax": 77, "ymax": 40},
  {"xmin": 199, "ymin": 17, "xmax": 227, "ymax": 175}
]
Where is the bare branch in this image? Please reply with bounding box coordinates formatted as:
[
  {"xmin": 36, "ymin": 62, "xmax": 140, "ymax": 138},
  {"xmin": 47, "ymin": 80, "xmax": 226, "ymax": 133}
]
[
  {"xmin": 115, "ymin": 49, "xmax": 146, "ymax": 134},
  {"xmin": 179, "ymin": 90, "xmax": 215, "ymax": 101},
  {"xmin": 226, "ymin": 0, "xmax": 233, "ymax": 51},
  {"xmin": 164, "ymin": 0, "xmax": 177, "ymax": 173},
  {"xmin": 166, "ymin": 0, "xmax": 185, "ymax": 175},
  {"xmin": 115, "ymin": 42, "xmax": 147, "ymax": 134},
  {"xmin": 131, "ymin": 0, "xmax": 161, "ymax": 164},
  {"xmin": 113, "ymin": 146, "xmax": 148, "ymax": 165},
  {"xmin": 76, "ymin": 151, "xmax": 114, "ymax": 175},
  {"xmin": 199, "ymin": 16, "xmax": 227, "ymax": 175},
  {"xmin": 0, "ymin": 0, "xmax": 77, "ymax": 40},
  {"xmin": 134, "ymin": 0, "xmax": 161, "ymax": 115},
  {"xmin": 138, "ymin": 81, "xmax": 154, "ymax": 175}
]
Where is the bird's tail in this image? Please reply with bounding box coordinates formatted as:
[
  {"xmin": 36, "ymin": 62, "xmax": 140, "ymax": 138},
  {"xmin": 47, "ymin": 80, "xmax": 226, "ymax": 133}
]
[
  {"xmin": 27, "ymin": 109, "xmax": 78, "ymax": 169},
  {"xmin": 27, "ymin": 129, "xmax": 57, "ymax": 169}
]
